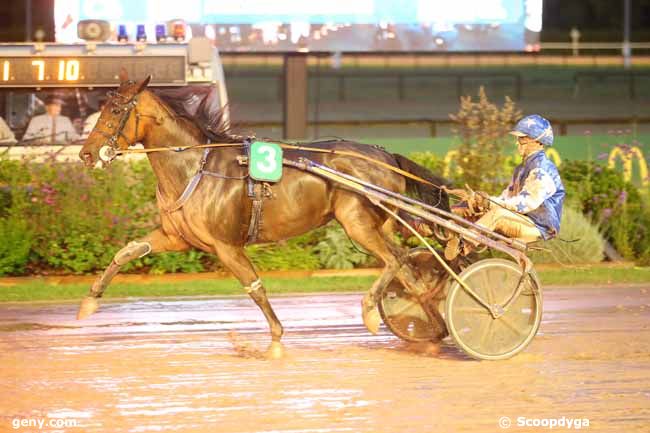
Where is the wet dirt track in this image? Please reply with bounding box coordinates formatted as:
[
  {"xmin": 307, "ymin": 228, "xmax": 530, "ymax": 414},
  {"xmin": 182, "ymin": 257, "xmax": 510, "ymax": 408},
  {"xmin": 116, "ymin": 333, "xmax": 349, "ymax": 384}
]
[{"xmin": 1, "ymin": 286, "xmax": 649, "ymax": 433}]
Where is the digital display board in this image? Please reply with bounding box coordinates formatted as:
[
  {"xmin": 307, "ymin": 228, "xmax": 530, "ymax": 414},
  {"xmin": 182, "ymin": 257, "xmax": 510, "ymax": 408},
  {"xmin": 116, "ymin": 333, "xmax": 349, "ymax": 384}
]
[
  {"xmin": 55, "ymin": 0, "xmax": 544, "ymax": 51},
  {"xmin": 0, "ymin": 56, "xmax": 186, "ymax": 88}
]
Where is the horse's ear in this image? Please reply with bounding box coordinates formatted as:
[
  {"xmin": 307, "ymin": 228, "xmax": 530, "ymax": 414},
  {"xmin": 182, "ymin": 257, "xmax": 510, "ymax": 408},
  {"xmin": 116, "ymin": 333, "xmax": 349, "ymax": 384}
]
[{"xmin": 136, "ymin": 75, "xmax": 152, "ymax": 93}]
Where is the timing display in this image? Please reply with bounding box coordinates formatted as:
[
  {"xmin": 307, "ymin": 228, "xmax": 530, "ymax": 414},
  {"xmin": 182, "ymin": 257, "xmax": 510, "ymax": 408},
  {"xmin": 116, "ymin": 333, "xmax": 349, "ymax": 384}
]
[{"xmin": 0, "ymin": 56, "xmax": 186, "ymax": 87}]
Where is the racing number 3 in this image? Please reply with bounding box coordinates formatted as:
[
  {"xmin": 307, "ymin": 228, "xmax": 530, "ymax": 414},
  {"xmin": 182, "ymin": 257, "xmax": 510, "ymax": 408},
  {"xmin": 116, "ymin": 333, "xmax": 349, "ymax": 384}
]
[
  {"xmin": 250, "ymin": 141, "xmax": 283, "ymax": 182},
  {"xmin": 256, "ymin": 145, "xmax": 277, "ymax": 173}
]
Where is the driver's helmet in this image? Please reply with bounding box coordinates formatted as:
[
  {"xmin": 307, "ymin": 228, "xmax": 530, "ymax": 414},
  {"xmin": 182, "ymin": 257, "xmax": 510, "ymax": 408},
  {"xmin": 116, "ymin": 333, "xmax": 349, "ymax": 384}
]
[{"xmin": 510, "ymin": 114, "xmax": 554, "ymax": 146}]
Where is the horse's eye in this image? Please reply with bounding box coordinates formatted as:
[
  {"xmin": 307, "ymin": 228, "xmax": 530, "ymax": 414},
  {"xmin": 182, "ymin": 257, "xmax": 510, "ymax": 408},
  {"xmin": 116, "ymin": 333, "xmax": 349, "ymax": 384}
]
[{"xmin": 111, "ymin": 109, "xmax": 121, "ymax": 115}]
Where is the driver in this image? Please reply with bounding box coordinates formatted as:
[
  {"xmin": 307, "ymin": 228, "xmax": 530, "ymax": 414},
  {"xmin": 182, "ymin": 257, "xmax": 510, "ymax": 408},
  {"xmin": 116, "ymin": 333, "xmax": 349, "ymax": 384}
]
[{"xmin": 447, "ymin": 114, "xmax": 565, "ymax": 259}]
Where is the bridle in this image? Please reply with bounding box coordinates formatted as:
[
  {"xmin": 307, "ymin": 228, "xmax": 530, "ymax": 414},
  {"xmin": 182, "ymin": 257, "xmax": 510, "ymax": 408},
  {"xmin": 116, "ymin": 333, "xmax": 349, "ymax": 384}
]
[{"xmin": 93, "ymin": 83, "xmax": 162, "ymax": 164}]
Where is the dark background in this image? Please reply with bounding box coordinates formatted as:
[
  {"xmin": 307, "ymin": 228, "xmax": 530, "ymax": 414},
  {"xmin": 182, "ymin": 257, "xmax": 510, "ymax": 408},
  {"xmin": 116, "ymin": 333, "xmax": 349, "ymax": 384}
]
[{"xmin": 1, "ymin": 0, "xmax": 649, "ymax": 44}]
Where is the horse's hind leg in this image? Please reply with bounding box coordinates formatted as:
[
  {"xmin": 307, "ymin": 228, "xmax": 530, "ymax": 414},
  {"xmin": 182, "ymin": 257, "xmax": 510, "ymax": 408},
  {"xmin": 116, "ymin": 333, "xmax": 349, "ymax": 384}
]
[
  {"xmin": 334, "ymin": 194, "xmax": 407, "ymax": 334},
  {"xmin": 77, "ymin": 229, "xmax": 189, "ymax": 319},
  {"xmin": 212, "ymin": 242, "xmax": 284, "ymax": 358}
]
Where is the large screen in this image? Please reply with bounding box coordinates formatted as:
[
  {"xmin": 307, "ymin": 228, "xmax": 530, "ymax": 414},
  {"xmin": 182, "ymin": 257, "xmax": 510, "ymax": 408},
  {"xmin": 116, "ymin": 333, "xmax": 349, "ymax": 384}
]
[{"xmin": 55, "ymin": 0, "xmax": 543, "ymax": 52}]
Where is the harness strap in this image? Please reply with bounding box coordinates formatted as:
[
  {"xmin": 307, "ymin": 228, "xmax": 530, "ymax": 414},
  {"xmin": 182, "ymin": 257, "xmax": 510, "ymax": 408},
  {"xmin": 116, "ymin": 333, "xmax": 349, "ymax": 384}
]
[
  {"xmin": 244, "ymin": 138, "xmax": 265, "ymax": 245},
  {"xmin": 157, "ymin": 172, "xmax": 203, "ymax": 214},
  {"xmin": 157, "ymin": 148, "xmax": 211, "ymax": 214},
  {"xmin": 247, "ymin": 187, "xmax": 264, "ymax": 244}
]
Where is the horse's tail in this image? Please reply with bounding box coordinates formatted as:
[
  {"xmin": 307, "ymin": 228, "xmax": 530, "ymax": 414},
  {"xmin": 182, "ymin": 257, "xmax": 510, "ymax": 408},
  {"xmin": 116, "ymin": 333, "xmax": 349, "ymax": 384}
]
[{"xmin": 392, "ymin": 153, "xmax": 450, "ymax": 212}]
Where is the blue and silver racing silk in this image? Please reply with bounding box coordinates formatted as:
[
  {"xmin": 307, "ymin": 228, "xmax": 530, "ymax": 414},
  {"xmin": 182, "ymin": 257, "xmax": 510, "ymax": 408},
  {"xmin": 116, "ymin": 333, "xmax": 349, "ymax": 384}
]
[{"xmin": 493, "ymin": 150, "xmax": 565, "ymax": 240}]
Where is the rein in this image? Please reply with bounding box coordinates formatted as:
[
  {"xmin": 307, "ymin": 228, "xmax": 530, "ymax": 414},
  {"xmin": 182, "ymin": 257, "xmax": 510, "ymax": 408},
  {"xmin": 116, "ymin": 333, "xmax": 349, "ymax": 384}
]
[
  {"xmin": 113, "ymin": 141, "xmax": 443, "ymax": 190},
  {"xmin": 95, "ymin": 84, "xmax": 444, "ymax": 191},
  {"xmin": 94, "ymin": 84, "xmax": 449, "ymax": 197}
]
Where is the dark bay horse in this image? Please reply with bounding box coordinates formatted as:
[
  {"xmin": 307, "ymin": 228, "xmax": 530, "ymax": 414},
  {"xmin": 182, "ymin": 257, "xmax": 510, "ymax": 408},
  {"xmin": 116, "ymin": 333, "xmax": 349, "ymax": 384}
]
[{"xmin": 78, "ymin": 77, "xmax": 449, "ymax": 356}]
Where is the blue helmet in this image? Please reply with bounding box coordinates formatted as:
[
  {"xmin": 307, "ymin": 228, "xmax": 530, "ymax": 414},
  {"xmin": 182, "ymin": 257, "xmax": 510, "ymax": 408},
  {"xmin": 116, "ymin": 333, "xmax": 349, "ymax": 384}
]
[{"xmin": 510, "ymin": 114, "xmax": 554, "ymax": 146}]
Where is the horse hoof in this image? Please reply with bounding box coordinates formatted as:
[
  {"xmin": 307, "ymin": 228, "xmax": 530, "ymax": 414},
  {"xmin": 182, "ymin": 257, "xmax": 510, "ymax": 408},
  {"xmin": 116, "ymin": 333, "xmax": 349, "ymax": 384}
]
[
  {"xmin": 77, "ymin": 297, "xmax": 99, "ymax": 320},
  {"xmin": 407, "ymin": 341, "xmax": 441, "ymax": 357},
  {"xmin": 266, "ymin": 341, "xmax": 284, "ymax": 359},
  {"xmin": 362, "ymin": 304, "xmax": 382, "ymax": 335}
]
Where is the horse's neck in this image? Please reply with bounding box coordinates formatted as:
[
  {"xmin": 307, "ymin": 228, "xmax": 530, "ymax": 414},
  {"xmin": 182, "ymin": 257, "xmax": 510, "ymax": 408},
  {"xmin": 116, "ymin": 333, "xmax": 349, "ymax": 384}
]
[{"xmin": 142, "ymin": 115, "xmax": 204, "ymax": 200}]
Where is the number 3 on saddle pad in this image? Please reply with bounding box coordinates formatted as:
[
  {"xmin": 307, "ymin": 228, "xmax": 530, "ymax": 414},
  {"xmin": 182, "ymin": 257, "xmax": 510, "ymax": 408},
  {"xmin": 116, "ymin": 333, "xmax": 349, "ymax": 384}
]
[{"xmin": 249, "ymin": 141, "xmax": 283, "ymax": 182}]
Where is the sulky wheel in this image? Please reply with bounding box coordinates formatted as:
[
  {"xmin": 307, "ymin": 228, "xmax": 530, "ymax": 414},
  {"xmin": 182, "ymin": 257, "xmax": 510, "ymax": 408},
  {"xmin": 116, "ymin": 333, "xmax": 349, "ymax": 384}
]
[
  {"xmin": 445, "ymin": 258, "xmax": 542, "ymax": 361},
  {"xmin": 378, "ymin": 248, "xmax": 450, "ymax": 343}
]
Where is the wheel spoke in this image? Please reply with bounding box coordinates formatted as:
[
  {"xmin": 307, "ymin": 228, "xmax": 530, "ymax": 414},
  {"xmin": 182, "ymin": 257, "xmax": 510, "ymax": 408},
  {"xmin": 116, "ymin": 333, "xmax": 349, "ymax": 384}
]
[
  {"xmin": 498, "ymin": 314, "xmax": 528, "ymax": 337},
  {"xmin": 481, "ymin": 270, "xmax": 495, "ymax": 305},
  {"xmin": 387, "ymin": 300, "xmax": 421, "ymax": 317},
  {"xmin": 453, "ymin": 306, "xmax": 490, "ymax": 315},
  {"xmin": 478, "ymin": 317, "xmax": 494, "ymax": 351}
]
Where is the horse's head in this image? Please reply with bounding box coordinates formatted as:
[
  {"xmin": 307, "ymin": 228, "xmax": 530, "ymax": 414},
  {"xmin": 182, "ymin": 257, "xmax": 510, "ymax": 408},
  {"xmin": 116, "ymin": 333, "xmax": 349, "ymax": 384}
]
[{"xmin": 80, "ymin": 75, "xmax": 154, "ymax": 168}]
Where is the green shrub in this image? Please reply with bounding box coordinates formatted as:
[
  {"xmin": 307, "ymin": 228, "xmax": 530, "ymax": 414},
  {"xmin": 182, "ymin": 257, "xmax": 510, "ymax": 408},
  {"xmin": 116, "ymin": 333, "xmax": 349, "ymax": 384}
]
[
  {"xmin": 410, "ymin": 150, "xmax": 521, "ymax": 190},
  {"xmin": 0, "ymin": 153, "xmax": 332, "ymax": 275},
  {"xmin": 560, "ymin": 160, "xmax": 641, "ymax": 224},
  {"xmin": 560, "ymin": 159, "xmax": 647, "ymax": 260},
  {"xmin": 247, "ymin": 237, "xmax": 321, "ymax": 271},
  {"xmin": 449, "ymin": 87, "xmax": 522, "ymax": 194},
  {"xmin": 44, "ymin": 232, "xmax": 116, "ymax": 274},
  {"xmin": 0, "ymin": 216, "xmax": 33, "ymax": 275},
  {"xmin": 528, "ymin": 207, "xmax": 605, "ymax": 264},
  {"xmin": 315, "ymin": 223, "xmax": 370, "ymax": 269},
  {"xmin": 143, "ymin": 251, "xmax": 207, "ymax": 275},
  {"xmin": 0, "ymin": 155, "xmax": 159, "ymax": 275},
  {"xmin": 409, "ymin": 152, "xmax": 446, "ymax": 177},
  {"xmin": 620, "ymin": 203, "xmax": 650, "ymax": 266},
  {"xmin": 0, "ymin": 157, "xmax": 35, "ymax": 275}
]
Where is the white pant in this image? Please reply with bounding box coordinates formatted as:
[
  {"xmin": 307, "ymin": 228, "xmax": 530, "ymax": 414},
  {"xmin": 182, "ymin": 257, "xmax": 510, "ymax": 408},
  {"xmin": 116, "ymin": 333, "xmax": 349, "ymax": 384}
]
[{"xmin": 475, "ymin": 206, "xmax": 542, "ymax": 244}]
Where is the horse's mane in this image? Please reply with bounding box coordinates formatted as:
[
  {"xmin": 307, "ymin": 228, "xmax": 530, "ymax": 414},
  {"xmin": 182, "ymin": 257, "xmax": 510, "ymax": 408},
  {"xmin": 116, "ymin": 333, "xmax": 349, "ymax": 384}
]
[{"xmin": 150, "ymin": 87, "xmax": 240, "ymax": 144}]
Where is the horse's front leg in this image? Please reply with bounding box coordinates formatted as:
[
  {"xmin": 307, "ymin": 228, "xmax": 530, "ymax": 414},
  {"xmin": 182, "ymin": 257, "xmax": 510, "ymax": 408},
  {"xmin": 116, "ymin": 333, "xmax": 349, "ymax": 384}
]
[
  {"xmin": 212, "ymin": 241, "xmax": 284, "ymax": 358},
  {"xmin": 77, "ymin": 229, "xmax": 189, "ymax": 319}
]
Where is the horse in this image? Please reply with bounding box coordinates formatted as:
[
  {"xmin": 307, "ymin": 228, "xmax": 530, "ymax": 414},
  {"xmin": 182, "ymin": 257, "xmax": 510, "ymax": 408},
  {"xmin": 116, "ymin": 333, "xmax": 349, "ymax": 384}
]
[{"xmin": 78, "ymin": 76, "xmax": 450, "ymax": 357}]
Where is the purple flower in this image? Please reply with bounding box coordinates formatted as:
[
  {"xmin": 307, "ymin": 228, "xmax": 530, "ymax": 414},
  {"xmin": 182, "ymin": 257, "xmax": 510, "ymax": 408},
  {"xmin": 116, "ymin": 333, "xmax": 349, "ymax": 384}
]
[
  {"xmin": 594, "ymin": 166, "xmax": 602, "ymax": 173},
  {"xmin": 618, "ymin": 190, "xmax": 628, "ymax": 204},
  {"xmin": 597, "ymin": 152, "xmax": 608, "ymax": 160},
  {"xmin": 602, "ymin": 208, "xmax": 613, "ymax": 219}
]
